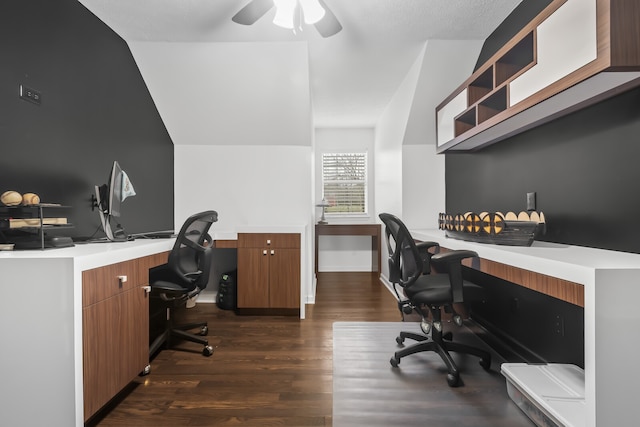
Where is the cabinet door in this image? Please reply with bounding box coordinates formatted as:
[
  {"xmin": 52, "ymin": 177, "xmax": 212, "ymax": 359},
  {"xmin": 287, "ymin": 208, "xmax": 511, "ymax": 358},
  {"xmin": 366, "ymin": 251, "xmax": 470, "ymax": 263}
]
[
  {"xmin": 237, "ymin": 247, "xmax": 270, "ymax": 308},
  {"xmin": 269, "ymin": 248, "xmax": 301, "ymax": 309},
  {"xmin": 82, "ymin": 286, "xmax": 149, "ymax": 420}
]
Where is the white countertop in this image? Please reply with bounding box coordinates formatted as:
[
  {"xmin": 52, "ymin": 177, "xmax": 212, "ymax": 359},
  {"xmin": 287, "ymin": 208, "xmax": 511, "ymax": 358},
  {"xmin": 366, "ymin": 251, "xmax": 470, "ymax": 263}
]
[
  {"xmin": 0, "ymin": 238, "xmax": 175, "ymax": 271},
  {"xmin": 411, "ymin": 229, "xmax": 640, "ymax": 285},
  {"xmin": 0, "ymin": 225, "xmax": 308, "ymax": 270}
]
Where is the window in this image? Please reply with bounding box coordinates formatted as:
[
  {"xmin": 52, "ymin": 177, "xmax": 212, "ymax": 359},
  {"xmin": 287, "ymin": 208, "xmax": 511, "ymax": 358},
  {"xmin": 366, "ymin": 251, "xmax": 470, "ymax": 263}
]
[{"xmin": 322, "ymin": 152, "xmax": 367, "ymax": 215}]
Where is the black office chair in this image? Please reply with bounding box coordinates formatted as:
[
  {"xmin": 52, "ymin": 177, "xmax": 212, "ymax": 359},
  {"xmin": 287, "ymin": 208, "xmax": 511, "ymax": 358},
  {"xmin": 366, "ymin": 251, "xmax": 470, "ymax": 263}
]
[
  {"xmin": 379, "ymin": 213, "xmax": 491, "ymax": 387},
  {"xmin": 382, "ymin": 215, "xmax": 440, "ymax": 319},
  {"xmin": 149, "ymin": 210, "xmax": 218, "ymax": 357}
]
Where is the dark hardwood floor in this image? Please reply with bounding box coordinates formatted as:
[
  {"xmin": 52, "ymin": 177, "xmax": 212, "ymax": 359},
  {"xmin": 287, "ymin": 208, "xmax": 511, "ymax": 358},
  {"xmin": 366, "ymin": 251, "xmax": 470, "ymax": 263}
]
[{"xmin": 88, "ymin": 272, "xmax": 524, "ymax": 427}]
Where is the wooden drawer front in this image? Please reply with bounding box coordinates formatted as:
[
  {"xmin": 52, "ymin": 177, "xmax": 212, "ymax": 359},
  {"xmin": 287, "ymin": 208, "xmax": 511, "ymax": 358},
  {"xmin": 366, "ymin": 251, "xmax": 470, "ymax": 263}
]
[
  {"xmin": 238, "ymin": 233, "xmax": 300, "ymax": 249},
  {"xmin": 82, "ymin": 260, "xmax": 140, "ymax": 307},
  {"xmin": 82, "ymin": 253, "xmax": 169, "ymax": 307}
]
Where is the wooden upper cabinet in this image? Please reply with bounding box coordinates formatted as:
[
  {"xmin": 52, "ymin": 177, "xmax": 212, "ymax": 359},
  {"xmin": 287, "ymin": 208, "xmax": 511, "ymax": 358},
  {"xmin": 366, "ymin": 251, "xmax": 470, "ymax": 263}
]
[{"xmin": 436, "ymin": 0, "xmax": 640, "ymax": 153}]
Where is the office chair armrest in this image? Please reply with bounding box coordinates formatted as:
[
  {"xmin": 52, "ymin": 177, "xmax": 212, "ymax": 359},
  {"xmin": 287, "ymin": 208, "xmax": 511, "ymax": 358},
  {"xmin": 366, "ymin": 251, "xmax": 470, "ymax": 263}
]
[
  {"xmin": 431, "ymin": 250, "xmax": 477, "ymax": 264},
  {"xmin": 416, "ymin": 241, "xmax": 439, "ymax": 251},
  {"xmin": 431, "ymin": 250, "xmax": 478, "ymax": 303},
  {"xmin": 416, "ymin": 241, "xmax": 439, "ymax": 274}
]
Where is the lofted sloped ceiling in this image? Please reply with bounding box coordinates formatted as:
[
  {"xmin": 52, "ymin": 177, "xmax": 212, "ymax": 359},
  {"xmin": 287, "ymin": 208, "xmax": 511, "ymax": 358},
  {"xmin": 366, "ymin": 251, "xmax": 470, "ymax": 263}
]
[{"xmin": 78, "ymin": 0, "xmax": 521, "ymax": 142}]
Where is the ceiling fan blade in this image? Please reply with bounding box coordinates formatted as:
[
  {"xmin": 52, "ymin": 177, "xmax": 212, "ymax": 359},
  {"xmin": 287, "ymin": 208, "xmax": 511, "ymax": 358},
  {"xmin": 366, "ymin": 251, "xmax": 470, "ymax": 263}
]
[
  {"xmin": 314, "ymin": 0, "xmax": 342, "ymax": 37},
  {"xmin": 232, "ymin": 0, "xmax": 275, "ymax": 25}
]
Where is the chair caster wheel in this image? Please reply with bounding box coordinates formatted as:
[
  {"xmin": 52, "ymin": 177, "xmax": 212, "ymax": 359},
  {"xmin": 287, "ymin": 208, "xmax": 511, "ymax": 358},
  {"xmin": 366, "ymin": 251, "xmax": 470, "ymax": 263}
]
[
  {"xmin": 453, "ymin": 315, "xmax": 463, "ymax": 327},
  {"xmin": 479, "ymin": 356, "xmax": 491, "ymax": 371},
  {"xmin": 200, "ymin": 326, "xmax": 208, "ymax": 336},
  {"xmin": 447, "ymin": 373, "xmax": 460, "ymax": 387},
  {"xmin": 396, "ymin": 335, "xmax": 405, "ymax": 345},
  {"xmin": 390, "ymin": 356, "xmax": 400, "ymax": 368},
  {"xmin": 420, "ymin": 320, "xmax": 431, "ymax": 334},
  {"xmin": 203, "ymin": 345, "xmax": 214, "ymax": 356}
]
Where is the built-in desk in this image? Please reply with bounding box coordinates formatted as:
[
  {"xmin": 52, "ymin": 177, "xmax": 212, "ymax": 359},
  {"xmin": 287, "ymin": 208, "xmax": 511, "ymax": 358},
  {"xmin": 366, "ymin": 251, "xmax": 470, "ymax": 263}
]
[
  {"xmin": 0, "ymin": 239, "xmax": 174, "ymax": 427},
  {"xmin": 411, "ymin": 229, "xmax": 640, "ymax": 427},
  {"xmin": 315, "ymin": 223, "xmax": 381, "ymax": 275}
]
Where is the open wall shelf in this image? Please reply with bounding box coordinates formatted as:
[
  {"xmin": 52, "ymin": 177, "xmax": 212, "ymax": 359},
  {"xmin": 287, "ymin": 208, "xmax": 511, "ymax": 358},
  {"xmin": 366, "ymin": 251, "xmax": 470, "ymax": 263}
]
[
  {"xmin": 468, "ymin": 67, "xmax": 494, "ymax": 105},
  {"xmin": 478, "ymin": 86, "xmax": 508, "ymax": 124},
  {"xmin": 495, "ymin": 31, "xmax": 535, "ymax": 87},
  {"xmin": 436, "ymin": 0, "xmax": 640, "ymax": 153}
]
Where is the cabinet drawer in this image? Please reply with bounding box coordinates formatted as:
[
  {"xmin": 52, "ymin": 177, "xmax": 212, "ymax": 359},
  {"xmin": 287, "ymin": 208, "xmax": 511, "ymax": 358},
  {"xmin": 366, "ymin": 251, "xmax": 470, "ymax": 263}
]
[
  {"xmin": 238, "ymin": 233, "xmax": 300, "ymax": 249},
  {"xmin": 83, "ymin": 260, "xmax": 140, "ymax": 307},
  {"xmin": 82, "ymin": 252, "xmax": 169, "ymax": 307}
]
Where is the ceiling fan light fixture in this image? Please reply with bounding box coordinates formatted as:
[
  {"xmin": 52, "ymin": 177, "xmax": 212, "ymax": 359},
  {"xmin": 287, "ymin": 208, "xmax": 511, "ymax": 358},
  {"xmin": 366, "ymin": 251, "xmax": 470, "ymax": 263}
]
[
  {"xmin": 273, "ymin": 0, "xmax": 297, "ymax": 29},
  {"xmin": 299, "ymin": 0, "xmax": 325, "ymax": 24}
]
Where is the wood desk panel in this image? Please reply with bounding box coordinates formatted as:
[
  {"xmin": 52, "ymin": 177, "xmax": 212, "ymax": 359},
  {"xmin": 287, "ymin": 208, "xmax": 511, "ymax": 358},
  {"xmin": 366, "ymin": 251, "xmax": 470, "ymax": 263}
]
[
  {"xmin": 474, "ymin": 258, "xmax": 584, "ymax": 308},
  {"xmin": 465, "ymin": 255, "xmax": 585, "ymax": 307},
  {"xmin": 436, "ymin": 246, "xmax": 585, "ymax": 307}
]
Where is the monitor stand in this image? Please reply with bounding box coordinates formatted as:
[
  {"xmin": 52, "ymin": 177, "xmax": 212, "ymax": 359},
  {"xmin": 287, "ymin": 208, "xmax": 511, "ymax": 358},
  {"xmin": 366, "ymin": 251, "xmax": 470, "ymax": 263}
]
[{"xmin": 94, "ymin": 185, "xmax": 128, "ymax": 242}]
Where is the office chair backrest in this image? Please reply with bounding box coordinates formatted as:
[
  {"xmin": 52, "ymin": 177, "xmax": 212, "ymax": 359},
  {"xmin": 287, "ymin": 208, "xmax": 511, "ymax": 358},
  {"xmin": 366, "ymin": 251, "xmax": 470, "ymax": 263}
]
[
  {"xmin": 379, "ymin": 213, "xmax": 423, "ymax": 290},
  {"xmin": 167, "ymin": 210, "xmax": 218, "ymax": 292}
]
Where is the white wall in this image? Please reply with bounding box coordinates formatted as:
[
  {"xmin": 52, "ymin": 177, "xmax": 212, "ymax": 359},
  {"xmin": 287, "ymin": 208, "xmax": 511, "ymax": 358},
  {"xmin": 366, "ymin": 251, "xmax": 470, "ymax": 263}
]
[
  {"xmin": 314, "ymin": 127, "xmax": 376, "ymax": 272},
  {"xmin": 128, "ymin": 41, "xmax": 312, "ymax": 147},
  {"xmin": 174, "ymin": 145, "xmax": 312, "ymax": 228},
  {"xmin": 402, "ymin": 144, "xmax": 444, "ymax": 230}
]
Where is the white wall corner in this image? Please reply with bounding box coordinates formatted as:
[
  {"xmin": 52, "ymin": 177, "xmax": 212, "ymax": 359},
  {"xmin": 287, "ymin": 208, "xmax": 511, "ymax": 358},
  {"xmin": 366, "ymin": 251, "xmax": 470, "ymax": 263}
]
[{"xmin": 404, "ymin": 39, "xmax": 486, "ymax": 147}]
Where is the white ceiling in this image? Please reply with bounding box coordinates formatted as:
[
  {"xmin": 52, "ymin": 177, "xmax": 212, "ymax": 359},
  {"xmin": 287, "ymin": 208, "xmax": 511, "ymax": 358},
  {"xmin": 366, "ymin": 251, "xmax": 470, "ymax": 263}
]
[{"xmin": 78, "ymin": 0, "xmax": 522, "ymax": 127}]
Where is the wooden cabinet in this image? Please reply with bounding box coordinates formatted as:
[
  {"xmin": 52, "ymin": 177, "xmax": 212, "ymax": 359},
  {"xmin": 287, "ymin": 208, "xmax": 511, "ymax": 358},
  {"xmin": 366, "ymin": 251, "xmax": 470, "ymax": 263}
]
[
  {"xmin": 237, "ymin": 233, "xmax": 300, "ymax": 310},
  {"xmin": 81, "ymin": 252, "xmax": 168, "ymax": 421},
  {"xmin": 436, "ymin": 0, "xmax": 640, "ymax": 152}
]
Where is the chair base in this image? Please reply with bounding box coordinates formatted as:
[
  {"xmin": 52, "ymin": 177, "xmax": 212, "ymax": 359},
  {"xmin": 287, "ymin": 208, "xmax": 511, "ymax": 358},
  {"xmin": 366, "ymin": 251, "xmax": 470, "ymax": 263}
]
[
  {"xmin": 150, "ymin": 318, "xmax": 214, "ymax": 357},
  {"xmin": 391, "ymin": 321, "xmax": 491, "ymax": 387}
]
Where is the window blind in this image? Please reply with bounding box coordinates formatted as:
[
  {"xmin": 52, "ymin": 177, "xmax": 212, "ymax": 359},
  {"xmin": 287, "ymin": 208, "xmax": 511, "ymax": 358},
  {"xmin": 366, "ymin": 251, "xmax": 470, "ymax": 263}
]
[{"xmin": 322, "ymin": 153, "xmax": 367, "ymax": 214}]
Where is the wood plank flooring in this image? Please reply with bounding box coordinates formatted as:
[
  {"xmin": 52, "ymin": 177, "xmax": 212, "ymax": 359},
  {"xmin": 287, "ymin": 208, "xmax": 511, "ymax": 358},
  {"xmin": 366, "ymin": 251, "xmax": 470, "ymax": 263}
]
[
  {"xmin": 333, "ymin": 322, "xmax": 533, "ymax": 427},
  {"xmin": 88, "ymin": 272, "xmax": 528, "ymax": 427}
]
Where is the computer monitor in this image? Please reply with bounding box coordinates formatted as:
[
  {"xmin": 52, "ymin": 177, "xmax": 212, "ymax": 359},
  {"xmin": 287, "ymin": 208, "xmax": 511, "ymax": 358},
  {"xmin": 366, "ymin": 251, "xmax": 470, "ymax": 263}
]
[{"xmin": 94, "ymin": 161, "xmax": 136, "ymax": 241}]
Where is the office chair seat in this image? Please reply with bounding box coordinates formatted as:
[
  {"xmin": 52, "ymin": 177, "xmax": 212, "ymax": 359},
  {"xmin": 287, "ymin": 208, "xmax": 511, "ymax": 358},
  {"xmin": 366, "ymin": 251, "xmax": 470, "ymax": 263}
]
[{"xmin": 407, "ymin": 274, "xmax": 486, "ymax": 306}]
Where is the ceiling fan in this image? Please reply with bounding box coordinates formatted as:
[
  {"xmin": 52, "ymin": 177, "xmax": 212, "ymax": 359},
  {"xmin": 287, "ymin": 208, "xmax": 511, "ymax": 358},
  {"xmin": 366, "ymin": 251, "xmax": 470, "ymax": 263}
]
[{"xmin": 232, "ymin": 0, "xmax": 343, "ymax": 38}]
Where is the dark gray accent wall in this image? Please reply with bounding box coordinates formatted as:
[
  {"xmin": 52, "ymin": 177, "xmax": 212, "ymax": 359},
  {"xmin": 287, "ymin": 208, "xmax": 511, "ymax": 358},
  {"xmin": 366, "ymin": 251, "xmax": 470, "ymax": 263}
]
[
  {"xmin": 446, "ymin": 88, "xmax": 640, "ymax": 254},
  {"xmin": 0, "ymin": 0, "xmax": 174, "ymax": 240}
]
